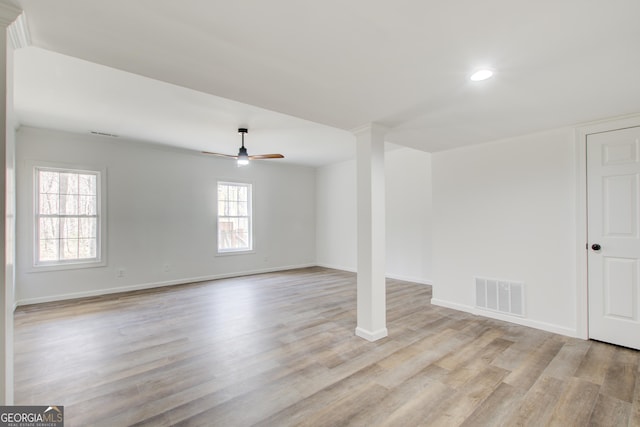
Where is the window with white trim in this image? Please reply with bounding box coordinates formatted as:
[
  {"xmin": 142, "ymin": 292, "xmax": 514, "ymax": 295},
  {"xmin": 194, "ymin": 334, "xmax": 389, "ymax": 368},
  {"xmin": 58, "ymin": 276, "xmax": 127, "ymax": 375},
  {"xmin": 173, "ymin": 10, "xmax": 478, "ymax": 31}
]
[
  {"xmin": 217, "ymin": 181, "xmax": 252, "ymax": 253},
  {"xmin": 35, "ymin": 167, "xmax": 102, "ymax": 266}
]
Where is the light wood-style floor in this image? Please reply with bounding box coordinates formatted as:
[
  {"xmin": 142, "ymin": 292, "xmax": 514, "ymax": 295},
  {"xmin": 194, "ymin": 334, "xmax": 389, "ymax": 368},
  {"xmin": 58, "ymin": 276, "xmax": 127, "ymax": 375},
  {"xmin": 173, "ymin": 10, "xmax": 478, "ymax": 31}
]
[{"xmin": 14, "ymin": 267, "xmax": 640, "ymax": 426}]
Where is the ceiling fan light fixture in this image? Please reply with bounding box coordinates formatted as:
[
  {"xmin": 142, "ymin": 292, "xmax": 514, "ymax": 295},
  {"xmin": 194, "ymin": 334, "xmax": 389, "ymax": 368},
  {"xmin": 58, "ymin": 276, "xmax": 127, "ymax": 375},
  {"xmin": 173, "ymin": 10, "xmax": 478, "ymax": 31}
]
[
  {"xmin": 237, "ymin": 146, "xmax": 249, "ymax": 166},
  {"xmin": 237, "ymin": 129, "xmax": 250, "ymax": 166}
]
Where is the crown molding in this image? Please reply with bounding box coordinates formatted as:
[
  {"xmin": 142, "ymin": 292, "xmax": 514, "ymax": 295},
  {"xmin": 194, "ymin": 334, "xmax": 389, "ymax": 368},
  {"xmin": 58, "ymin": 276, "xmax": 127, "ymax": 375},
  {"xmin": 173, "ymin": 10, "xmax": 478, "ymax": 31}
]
[
  {"xmin": 8, "ymin": 12, "xmax": 29, "ymax": 49},
  {"xmin": 0, "ymin": 1, "xmax": 21, "ymax": 28}
]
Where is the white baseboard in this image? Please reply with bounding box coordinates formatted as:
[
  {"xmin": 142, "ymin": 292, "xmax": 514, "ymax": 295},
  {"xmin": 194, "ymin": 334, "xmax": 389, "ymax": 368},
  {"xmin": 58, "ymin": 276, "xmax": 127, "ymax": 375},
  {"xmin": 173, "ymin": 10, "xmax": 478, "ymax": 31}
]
[
  {"xmin": 385, "ymin": 273, "xmax": 432, "ymax": 285},
  {"xmin": 315, "ymin": 264, "xmax": 432, "ymax": 286},
  {"xmin": 315, "ymin": 262, "xmax": 356, "ymax": 273},
  {"xmin": 15, "ymin": 263, "xmax": 316, "ymax": 306},
  {"xmin": 355, "ymin": 326, "xmax": 388, "ymax": 342},
  {"xmin": 430, "ymin": 298, "xmax": 578, "ymax": 338}
]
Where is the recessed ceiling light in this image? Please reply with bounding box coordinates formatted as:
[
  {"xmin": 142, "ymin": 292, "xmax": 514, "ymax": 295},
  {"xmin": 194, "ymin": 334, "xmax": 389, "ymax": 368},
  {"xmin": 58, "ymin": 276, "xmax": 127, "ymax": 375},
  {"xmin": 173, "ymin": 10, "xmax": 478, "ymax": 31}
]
[{"xmin": 470, "ymin": 69, "xmax": 494, "ymax": 81}]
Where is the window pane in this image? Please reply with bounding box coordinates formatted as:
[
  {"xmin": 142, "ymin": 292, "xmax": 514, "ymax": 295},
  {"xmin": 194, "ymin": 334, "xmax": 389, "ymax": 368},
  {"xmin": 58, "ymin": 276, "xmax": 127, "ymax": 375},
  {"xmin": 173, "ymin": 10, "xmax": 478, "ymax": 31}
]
[
  {"xmin": 61, "ymin": 217, "xmax": 79, "ymax": 239},
  {"xmin": 237, "ymin": 231, "xmax": 249, "ymax": 247},
  {"xmin": 39, "ymin": 194, "xmax": 59, "ymax": 215},
  {"xmin": 61, "ymin": 239, "xmax": 79, "ymax": 260},
  {"xmin": 238, "ymin": 186, "xmax": 247, "ymax": 201},
  {"xmin": 39, "ymin": 217, "xmax": 59, "ymax": 239},
  {"xmin": 238, "ymin": 217, "xmax": 249, "ymax": 234},
  {"xmin": 79, "ymin": 218, "xmax": 96, "ymax": 238},
  {"xmin": 59, "ymin": 173, "xmax": 78, "ymax": 194},
  {"xmin": 238, "ymin": 200, "xmax": 248, "ymax": 216},
  {"xmin": 229, "ymin": 185, "xmax": 238, "ymax": 201},
  {"xmin": 39, "ymin": 171, "xmax": 59, "ymax": 194},
  {"xmin": 232, "ymin": 218, "xmax": 249, "ymax": 249},
  {"xmin": 79, "ymin": 174, "xmax": 96, "ymax": 195},
  {"xmin": 60, "ymin": 194, "xmax": 78, "ymax": 215},
  {"xmin": 39, "ymin": 239, "xmax": 59, "ymax": 262},
  {"xmin": 228, "ymin": 201, "xmax": 238, "ymax": 216},
  {"xmin": 218, "ymin": 217, "xmax": 250, "ymax": 250},
  {"xmin": 79, "ymin": 195, "xmax": 96, "ymax": 215},
  {"xmin": 218, "ymin": 220, "xmax": 233, "ymax": 250},
  {"xmin": 78, "ymin": 239, "xmax": 96, "ymax": 259}
]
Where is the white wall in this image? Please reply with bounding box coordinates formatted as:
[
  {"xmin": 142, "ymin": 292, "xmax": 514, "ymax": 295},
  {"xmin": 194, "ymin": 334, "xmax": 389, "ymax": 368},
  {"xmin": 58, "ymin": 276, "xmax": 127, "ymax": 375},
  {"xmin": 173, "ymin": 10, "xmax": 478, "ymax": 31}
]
[
  {"xmin": 316, "ymin": 147, "xmax": 432, "ymax": 284},
  {"xmin": 316, "ymin": 159, "xmax": 357, "ymax": 271},
  {"xmin": 16, "ymin": 126, "xmax": 316, "ymax": 304},
  {"xmin": 13, "ymin": 122, "xmax": 587, "ymax": 338},
  {"xmin": 385, "ymin": 147, "xmax": 432, "ymax": 283},
  {"xmin": 431, "ymin": 128, "xmax": 577, "ymax": 336}
]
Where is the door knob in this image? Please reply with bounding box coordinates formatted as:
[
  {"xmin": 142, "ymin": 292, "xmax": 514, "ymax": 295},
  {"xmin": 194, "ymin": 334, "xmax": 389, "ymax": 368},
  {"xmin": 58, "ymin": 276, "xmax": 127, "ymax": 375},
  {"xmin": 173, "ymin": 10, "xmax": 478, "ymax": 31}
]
[{"xmin": 591, "ymin": 244, "xmax": 601, "ymax": 251}]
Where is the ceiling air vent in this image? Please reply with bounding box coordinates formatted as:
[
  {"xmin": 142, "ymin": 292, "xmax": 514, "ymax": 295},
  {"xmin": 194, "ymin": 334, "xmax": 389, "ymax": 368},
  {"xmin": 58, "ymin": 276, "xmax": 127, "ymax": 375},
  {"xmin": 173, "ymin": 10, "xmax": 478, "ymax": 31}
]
[{"xmin": 90, "ymin": 131, "xmax": 119, "ymax": 138}]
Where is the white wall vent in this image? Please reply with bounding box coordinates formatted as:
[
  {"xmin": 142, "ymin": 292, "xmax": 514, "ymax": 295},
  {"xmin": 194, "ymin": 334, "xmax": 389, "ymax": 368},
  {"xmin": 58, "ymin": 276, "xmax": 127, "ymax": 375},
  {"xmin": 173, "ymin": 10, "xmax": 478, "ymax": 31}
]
[{"xmin": 475, "ymin": 277, "xmax": 524, "ymax": 317}]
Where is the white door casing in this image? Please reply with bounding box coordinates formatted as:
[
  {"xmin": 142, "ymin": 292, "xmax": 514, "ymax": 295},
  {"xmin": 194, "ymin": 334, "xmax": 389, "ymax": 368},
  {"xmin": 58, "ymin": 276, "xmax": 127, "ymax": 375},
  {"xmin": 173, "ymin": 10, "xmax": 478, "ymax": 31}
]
[{"xmin": 587, "ymin": 126, "xmax": 640, "ymax": 350}]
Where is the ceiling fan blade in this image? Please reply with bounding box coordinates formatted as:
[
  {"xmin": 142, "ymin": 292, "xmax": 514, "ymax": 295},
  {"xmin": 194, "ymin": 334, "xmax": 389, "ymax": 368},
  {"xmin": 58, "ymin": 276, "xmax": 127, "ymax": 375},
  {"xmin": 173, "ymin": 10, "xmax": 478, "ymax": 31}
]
[
  {"xmin": 248, "ymin": 154, "xmax": 285, "ymax": 160},
  {"xmin": 202, "ymin": 151, "xmax": 238, "ymax": 159}
]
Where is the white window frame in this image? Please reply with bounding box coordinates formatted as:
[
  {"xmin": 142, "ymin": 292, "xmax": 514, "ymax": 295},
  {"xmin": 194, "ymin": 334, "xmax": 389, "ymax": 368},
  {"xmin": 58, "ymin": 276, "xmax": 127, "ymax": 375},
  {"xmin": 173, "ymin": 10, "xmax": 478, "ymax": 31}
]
[
  {"xmin": 217, "ymin": 181, "xmax": 253, "ymax": 254},
  {"xmin": 31, "ymin": 162, "xmax": 107, "ymax": 271}
]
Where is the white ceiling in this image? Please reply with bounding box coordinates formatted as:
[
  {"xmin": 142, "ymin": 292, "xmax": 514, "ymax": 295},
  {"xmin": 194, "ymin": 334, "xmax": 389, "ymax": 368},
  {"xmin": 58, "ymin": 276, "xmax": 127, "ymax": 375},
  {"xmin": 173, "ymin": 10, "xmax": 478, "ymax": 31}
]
[
  {"xmin": 14, "ymin": 47, "xmax": 356, "ymax": 167},
  {"xmin": 13, "ymin": 0, "xmax": 640, "ymax": 166}
]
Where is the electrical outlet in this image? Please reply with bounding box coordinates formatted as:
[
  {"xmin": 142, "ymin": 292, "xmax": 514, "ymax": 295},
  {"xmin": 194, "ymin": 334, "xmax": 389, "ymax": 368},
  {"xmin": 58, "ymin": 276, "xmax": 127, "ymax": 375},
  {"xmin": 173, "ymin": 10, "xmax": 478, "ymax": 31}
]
[
  {"xmin": 163, "ymin": 264, "xmax": 170, "ymax": 273},
  {"xmin": 117, "ymin": 268, "xmax": 125, "ymax": 278}
]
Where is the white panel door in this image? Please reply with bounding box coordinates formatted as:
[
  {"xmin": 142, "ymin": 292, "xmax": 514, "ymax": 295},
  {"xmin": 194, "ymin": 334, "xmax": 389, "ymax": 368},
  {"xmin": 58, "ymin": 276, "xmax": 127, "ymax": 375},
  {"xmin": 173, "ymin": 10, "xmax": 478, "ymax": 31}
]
[{"xmin": 587, "ymin": 126, "xmax": 640, "ymax": 350}]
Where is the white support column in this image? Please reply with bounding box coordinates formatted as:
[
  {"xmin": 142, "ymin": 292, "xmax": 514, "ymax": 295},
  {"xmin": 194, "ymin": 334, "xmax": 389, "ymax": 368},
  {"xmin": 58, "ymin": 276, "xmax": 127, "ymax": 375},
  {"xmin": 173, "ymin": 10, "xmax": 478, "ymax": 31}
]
[
  {"xmin": 354, "ymin": 123, "xmax": 387, "ymax": 341},
  {"xmin": 0, "ymin": 3, "xmax": 24, "ymax": 404}
]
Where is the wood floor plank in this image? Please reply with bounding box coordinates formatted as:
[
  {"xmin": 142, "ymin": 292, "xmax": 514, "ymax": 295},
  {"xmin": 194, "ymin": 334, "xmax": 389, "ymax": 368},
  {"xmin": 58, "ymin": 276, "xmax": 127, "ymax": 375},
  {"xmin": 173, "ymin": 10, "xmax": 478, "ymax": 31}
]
[
  {"xmin": 439, "ymin": 337, "xmax": 513, "ymax": 390},
  {"xmin": 503, "ymin": 336, "xmax": 565, "ymax": 390},
  {"xmin": 459, "ymin": 382, "xmax": 525, "ymax": 427},
  {"xmin": 374, "ymin": 378, "xmax": 455, "ymax": 427},
  {"xmin": 435, "ymin": 328, "xmax": 504, "ymax": 371},
  {"xmin": 489, "ymin": 328, "xmax": 552, "ymax": 376},
  {"xmin": 574, "ymin": 341, "xmax": 616, "ymax": 385},
  {"xmin": 374, "ymin": 328, "xmax": 464, "ymax": 388},
  {"xmin": 600, "ymin": 346, "xmax": 639, "ymax": 403},
  {"xmin": 13, "ymin": 267, "xmax": 640, "ymax": 426},
  {"xmin": 547, "ymin": 377, "xmax": 600, "ymax": 426},
  {"xmin": 294, "ymin": 382, "xmax": 389, "ymax": 427},
  {"xmin": 543, "ymin": 339, "xmax": 591, "ymax": 380},
  {"xmin": 427, "ymin": 365, "xmax": 510, "ymax": 426},
  {"xmin": 346, "ymin": 364, "xmax": 450, "ymax": 427},
  {"xmin": 504, "ymin": 375, "xmax": 565, "ymax": 427},
  {"xmin": 589, "ymin": 394, "xmax": 631, "ymax": 427},
  {"xmin": 630, "ymin": 371, "xmax": 640, "ymax": 427},
  {"xmin": 253, "ymin": 364, "xmax": 385, "ymax": 427}
]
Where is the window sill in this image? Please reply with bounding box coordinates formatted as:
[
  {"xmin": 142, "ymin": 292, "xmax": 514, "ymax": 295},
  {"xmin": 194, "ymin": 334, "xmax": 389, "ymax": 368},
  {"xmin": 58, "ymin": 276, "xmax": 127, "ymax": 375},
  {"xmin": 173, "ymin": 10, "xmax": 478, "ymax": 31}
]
[
  {"xmin": 29, "ymin": 259, "xmax": 107, "ymax": 273},
  {"xmin": 216, "ymin": 250, "xmax": 255, "ymax": 257}
]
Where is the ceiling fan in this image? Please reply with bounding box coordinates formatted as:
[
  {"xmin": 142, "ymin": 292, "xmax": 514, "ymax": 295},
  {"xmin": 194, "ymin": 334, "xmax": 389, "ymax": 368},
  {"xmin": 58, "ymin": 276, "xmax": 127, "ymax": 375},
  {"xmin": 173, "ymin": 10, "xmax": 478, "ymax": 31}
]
[{"xmin": 202, "ymin": 128, "xmax": 284, "ymax": 166}]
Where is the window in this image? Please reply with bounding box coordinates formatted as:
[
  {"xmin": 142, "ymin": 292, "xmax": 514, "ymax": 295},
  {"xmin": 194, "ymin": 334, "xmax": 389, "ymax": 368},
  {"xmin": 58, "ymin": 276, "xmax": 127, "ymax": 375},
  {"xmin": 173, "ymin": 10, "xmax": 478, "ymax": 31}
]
[
  {"xmin": 217, "ymin": 181, "xmax": 252, "ymax": 253},
  {"xmin": 35, "ymin": 167, "xmax": 102, "ymax": 267}
]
